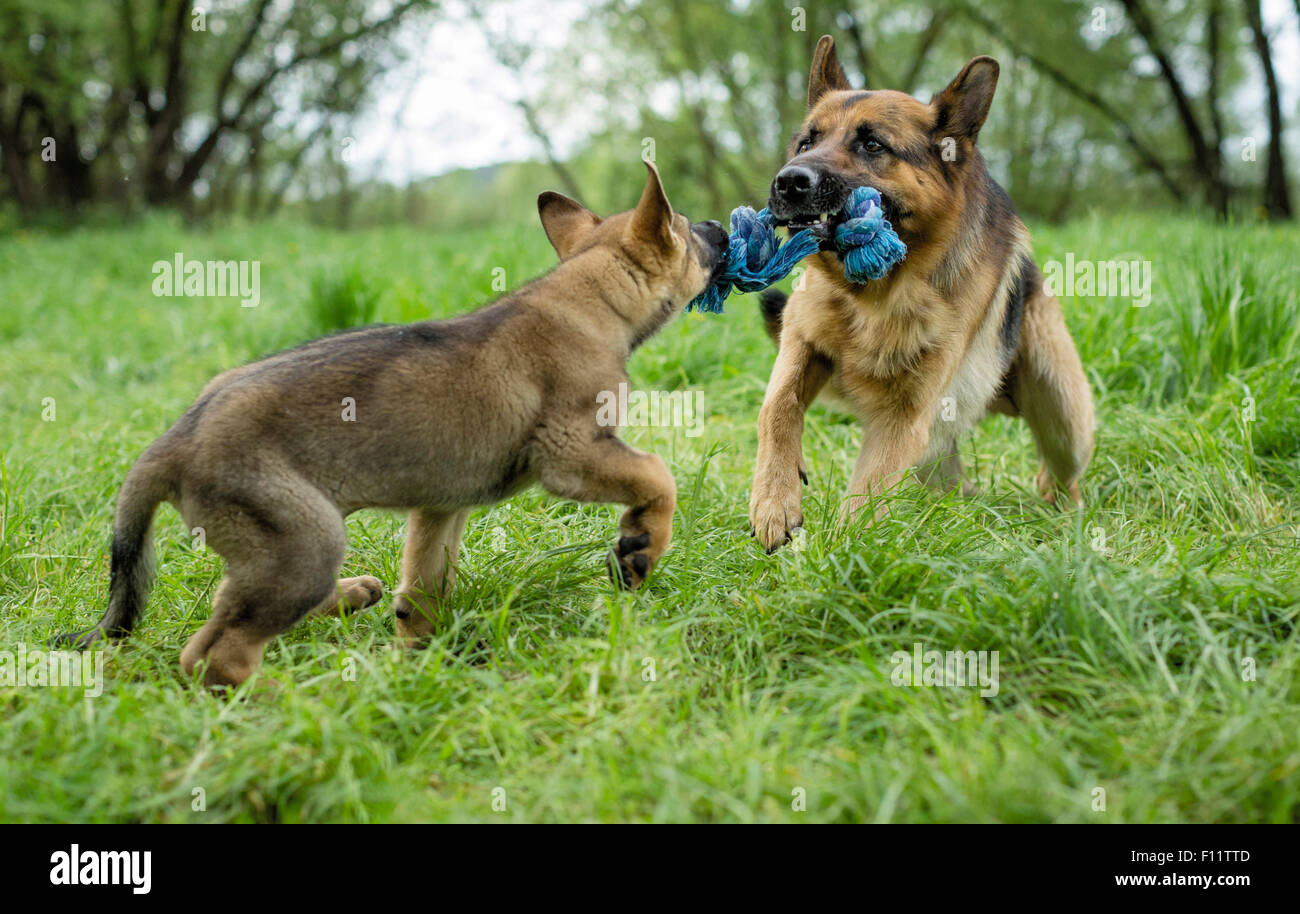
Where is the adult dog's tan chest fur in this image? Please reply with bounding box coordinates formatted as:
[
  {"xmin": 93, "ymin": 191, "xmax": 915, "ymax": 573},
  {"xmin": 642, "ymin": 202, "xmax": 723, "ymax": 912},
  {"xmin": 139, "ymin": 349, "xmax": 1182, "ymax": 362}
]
[
  {"xmin": 788, "ymin": 261, "xmax": 954, "ymax": 411},
  {"xmin": 785, "ymin": 247, "xmax": 1019, "ymax": 463}
]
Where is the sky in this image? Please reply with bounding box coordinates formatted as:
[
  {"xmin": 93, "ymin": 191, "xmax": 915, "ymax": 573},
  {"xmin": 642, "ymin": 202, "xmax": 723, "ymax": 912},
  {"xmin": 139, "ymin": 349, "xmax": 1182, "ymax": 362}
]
[
  {"xmin": 349, "ymin": 0, "xmax": 1300, "ymax": 184},
  {"xmin": 348, "ymin": 0, "xmax": 590, "ymax": 182}
]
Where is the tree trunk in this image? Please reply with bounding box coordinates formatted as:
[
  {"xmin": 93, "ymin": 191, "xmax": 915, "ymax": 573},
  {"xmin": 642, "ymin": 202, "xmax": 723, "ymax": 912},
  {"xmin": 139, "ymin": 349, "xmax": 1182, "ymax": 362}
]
[
  {"xmin": 1120, "ymin": 0, "xmax": 1230, "ymax": 215},
  {"xmin": 770, "ymin": 0, "xmax": 793, "ymax": 171},
  {"xmin": 838, "ymin": 9, "xmax": 875, "ymax": 86},
  {"xmin": 1206, "ymin": 0, "xmax": 1227, "ymax": 157},
  {"xmin": 263, "ymin": 121, "xmax": 331, "ymax": 217},
  {"xmin": 900, "ymin": 8, "xmax": 950, "ymax": 95},
  {"xmin": 0, "ymin": 130, "xmax": 37, "ymax": 213},
  {"xmin": 0, "ymin": 84, "xmax": 38, "ymax": 213},
  {"xmin": 141, "ymin": 0, "xmax": 193, "ymax": 205},
  {"xmin": 1242, "ymin": 0, "xmax": 1293, "ymax": 219},
  {"xmin": 516, "ymin": 98, "xmax": 584, "ymax": 202}
]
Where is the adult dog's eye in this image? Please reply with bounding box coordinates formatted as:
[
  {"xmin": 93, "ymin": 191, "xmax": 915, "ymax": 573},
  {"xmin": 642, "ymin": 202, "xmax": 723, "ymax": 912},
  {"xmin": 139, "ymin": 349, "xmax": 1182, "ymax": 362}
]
[
  {"xmin": 797, "ymin": 137, "xmax": 813, "ymax": 153},
  {"xmin": 860, "ymin": 139, "xmax": 884, "ymax": 154}
]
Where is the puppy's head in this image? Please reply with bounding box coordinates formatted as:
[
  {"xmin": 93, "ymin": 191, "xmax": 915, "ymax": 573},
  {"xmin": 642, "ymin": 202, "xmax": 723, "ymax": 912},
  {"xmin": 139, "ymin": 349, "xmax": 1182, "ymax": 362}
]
[
  {"xmin": 537, "ymin": 163, "xmax": 728, "ymax": 343},
  {"xmin": 768, "ymin": 35, "xmax": 999, "ymax": 248}
]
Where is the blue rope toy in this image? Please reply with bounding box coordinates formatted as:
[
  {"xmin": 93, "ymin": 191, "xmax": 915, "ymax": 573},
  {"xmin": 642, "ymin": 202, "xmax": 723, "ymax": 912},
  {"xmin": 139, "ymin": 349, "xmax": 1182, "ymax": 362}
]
[{"xmin": 687, "ymin": 185, "xmax": 907, "ymax": 314}]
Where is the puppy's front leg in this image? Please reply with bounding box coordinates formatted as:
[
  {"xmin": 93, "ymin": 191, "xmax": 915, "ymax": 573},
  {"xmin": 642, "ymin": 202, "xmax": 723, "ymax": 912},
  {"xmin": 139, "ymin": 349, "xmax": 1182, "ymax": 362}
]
[
  {"xmin": 538, "ymin": 436, "xmax": 676, "ymax": 589},
  {"xmin": 749, "ymin": 334, "xmax": 831, "ymax": 552}
]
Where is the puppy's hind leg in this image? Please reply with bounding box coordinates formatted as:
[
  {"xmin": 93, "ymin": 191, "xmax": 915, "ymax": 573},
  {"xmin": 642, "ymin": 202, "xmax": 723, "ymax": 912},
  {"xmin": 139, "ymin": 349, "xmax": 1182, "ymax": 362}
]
[
  {"xmin": 180, "ymin": 482, "xmax": 347, "ymax": 689},
  {"xmin": 1010, "ymin": 287, "xmax": 1094, "ymax": 506},
  {"xmin": 538, "ymin": 437, "xmax": 676, "ymax": 589},
  {"xmin": 393, "ymin": 507, "xmax": 471, "ymax": 646}
]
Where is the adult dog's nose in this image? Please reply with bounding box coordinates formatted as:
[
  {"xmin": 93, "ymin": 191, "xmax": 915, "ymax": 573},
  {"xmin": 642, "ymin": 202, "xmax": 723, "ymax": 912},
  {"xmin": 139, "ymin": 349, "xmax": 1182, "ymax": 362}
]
[{"xmin": 772, "ymin": 165, "xmax": 818, "ymax": 207}]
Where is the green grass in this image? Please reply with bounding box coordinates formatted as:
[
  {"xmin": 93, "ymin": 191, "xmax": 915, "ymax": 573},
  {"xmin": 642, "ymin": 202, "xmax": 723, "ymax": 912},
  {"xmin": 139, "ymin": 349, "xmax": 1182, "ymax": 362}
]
[{"xmin": 1, "ymin": 211, "xmax": 1298, "ymax": 823}]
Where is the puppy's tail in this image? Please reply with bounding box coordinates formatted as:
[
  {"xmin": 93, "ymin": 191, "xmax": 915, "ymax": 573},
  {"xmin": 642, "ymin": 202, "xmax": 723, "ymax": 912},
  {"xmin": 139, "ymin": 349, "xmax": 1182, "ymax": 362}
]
[
  {"xmin": 54, "ymin": 459, "xmax": 171, "ymax": 649},
  {"xmin": 759, "ymin": 289, "xmax": 787, "ymax": 347}
]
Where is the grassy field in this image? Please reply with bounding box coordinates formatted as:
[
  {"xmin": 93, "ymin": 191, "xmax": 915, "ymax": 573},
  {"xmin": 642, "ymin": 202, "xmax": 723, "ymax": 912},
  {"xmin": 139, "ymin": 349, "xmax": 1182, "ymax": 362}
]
[{"xmin": 1, "ymin": 211, "xmax": 1298, "ymax": 823}]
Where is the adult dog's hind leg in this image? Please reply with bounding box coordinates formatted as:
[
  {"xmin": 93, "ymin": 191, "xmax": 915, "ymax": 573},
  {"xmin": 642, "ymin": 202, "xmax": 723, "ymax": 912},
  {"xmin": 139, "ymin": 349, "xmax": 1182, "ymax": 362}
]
[
  {"xmin": 917, "ymin": 442, "xmax": 975, "ymax": 496},
  {"xmin": 179, "ymin": 483, "xmax": 347, "ymax": 688},
  {"xmin": 393, "ymin": 508, "xmax": 471, "ymax": 646},
  {"xmin": 1010, "ymin": 288, "xmax": 1094, "ymax": 506},
  {"xmin": 538, "ymin": 436, "xmax": 676, "ymax": 589}
]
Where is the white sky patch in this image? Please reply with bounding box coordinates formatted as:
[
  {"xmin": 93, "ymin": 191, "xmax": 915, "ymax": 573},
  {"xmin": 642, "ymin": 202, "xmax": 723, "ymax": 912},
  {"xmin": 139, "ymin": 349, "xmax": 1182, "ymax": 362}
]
[{"xmin": 348, "ymin": 0, "xmax": 591, "ymax": 183}]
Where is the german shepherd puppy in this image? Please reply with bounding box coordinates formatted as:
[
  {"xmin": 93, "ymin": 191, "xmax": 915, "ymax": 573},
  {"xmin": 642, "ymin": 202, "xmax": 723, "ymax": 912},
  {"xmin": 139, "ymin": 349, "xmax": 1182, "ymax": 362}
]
[
  {"xmin": 749, "ymin": 36, "xmax": 1094, "ymax": 551},
  {"xmin": 58, "ymin": 164, "xmax": 729, "ymax": 688}
]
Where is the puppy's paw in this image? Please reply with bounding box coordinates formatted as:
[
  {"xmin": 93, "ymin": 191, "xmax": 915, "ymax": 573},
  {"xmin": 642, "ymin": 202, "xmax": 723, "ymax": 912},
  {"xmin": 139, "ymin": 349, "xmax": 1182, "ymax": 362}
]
[
  {"xmin": 322, "ymin": 575, "xmax": 384, "ymax": 617},
  {"xmin": 749, "ymin": 480, "xmax": 803, "ymax": 553},
  {"xmin": 608, "ymin": 531, "xmax": 653, "ymax": 589}
]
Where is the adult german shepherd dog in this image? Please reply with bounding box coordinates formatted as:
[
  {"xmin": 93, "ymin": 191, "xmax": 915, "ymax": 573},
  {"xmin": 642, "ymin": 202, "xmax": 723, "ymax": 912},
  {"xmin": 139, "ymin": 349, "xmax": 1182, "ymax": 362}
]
[{"xmin": 749, "ymin": 35, "xmax": 1095, "ymax": 551}]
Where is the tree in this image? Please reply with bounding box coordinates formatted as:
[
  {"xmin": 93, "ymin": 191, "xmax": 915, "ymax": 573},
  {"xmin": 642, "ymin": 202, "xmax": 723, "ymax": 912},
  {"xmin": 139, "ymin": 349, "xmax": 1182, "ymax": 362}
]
[
  {"xmin": 0, "ymin": 0, "xmax": 433, "ymax": 216},
  {"xmin": 1241, "ymin": 0, "xmax": 1293, "ymax": 219},
  {"xmin": 1118, "ymin": 0, "xmax": 1231, "ymax": 215}
]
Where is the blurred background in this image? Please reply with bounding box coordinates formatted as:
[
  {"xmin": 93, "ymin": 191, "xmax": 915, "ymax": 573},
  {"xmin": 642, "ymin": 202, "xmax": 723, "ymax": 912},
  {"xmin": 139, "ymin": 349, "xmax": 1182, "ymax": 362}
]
[
  {"xmin": 0, "ymin": 0, "xmax": 1295, "ymax": 231},
  {"xmin": 2, "ymin": 2, "xmax": 1299, "ymax": 825}
]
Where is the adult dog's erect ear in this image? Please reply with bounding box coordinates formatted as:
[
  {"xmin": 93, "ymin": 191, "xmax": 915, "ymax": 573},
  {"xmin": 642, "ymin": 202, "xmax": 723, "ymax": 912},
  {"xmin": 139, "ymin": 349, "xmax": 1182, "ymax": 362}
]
[
  {"xmin": 628, "ymin": 161, "xmax": 675, "ymax": 250},
  {"xmin": 537, "ymin": 191, "xmax": 601, "ymax": 259},
  {"xmin": 931, "ymin": 56, "xmax": 1000, "ymax": 141},
  {"xmin": 808, "ymin": 35, "xmax": 852, "ymax": 109}
]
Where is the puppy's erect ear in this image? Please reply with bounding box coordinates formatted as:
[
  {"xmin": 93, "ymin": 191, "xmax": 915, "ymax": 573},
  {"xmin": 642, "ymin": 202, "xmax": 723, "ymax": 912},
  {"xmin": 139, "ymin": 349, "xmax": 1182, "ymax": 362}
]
[
  {"xmin": 538, "ymin": 191, "xmax": 601, "ymax": 259},
  {"xmin": 628, "ymin": 161, "xmax": 675, "ymax": 250},
  {"xmin": 931, "ymin": 56, "xmax": 1000, "ymax": 141},
  {"xmin": 808, "ymin": 35, "xmax": 851, "ymax": 109}
]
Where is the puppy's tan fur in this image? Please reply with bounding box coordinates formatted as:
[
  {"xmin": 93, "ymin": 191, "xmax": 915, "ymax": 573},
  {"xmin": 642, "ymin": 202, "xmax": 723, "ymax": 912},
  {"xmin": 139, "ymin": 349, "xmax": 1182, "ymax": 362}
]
[
  {"xmin": 749, "ymin": 37, "xmax": 1094, "ymax": 551},
  {"xmin": 60, "ymin": 165, "xmax": 722, "ymax": 688}
]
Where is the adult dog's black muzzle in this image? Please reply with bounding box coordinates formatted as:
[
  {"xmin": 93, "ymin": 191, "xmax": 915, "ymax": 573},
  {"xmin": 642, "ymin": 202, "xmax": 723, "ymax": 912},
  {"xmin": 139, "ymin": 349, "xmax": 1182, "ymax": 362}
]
[{"xmin": 768, "ymin": 162, "xmax": 851, "ymax": 235}]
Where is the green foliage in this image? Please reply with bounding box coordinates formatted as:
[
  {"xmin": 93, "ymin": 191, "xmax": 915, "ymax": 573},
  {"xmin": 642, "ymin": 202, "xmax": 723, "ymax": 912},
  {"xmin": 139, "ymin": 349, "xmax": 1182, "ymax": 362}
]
[
  {"xmin": 0, "ymin": 213, "xmax": 1297, "ymax": 822},
  {"xmin": 1165, "ymin": 227, "xmax": 1300, "ymax": 397},
  {"xmin": 308, "ymin": 265, "xmax": 387, "ymax": 334},
  {"xmin": 1036, "ymin": 214, "xmax": 1300, "ymax": 406},
  {"xmin": 3, "ymin": 0, "xmax": 1291, "ymax": 227},
  {"xmin": 0, "ymin": 0, "xmax": 432, "ymax": 212},
  {"xmin": 450, "ymin": 0, "xmax": 1284, "ymax": 224}
]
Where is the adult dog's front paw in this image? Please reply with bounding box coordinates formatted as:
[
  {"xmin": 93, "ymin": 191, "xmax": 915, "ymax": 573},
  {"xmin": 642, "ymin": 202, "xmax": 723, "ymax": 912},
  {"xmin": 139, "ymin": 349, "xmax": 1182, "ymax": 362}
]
[
  {"xmin": 749, "ymin": 475, "xmax": 803, "ymax": 553},
  {"xmin": 608, "ymin": 531, "xmax": 654, "ymax": 589}
]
